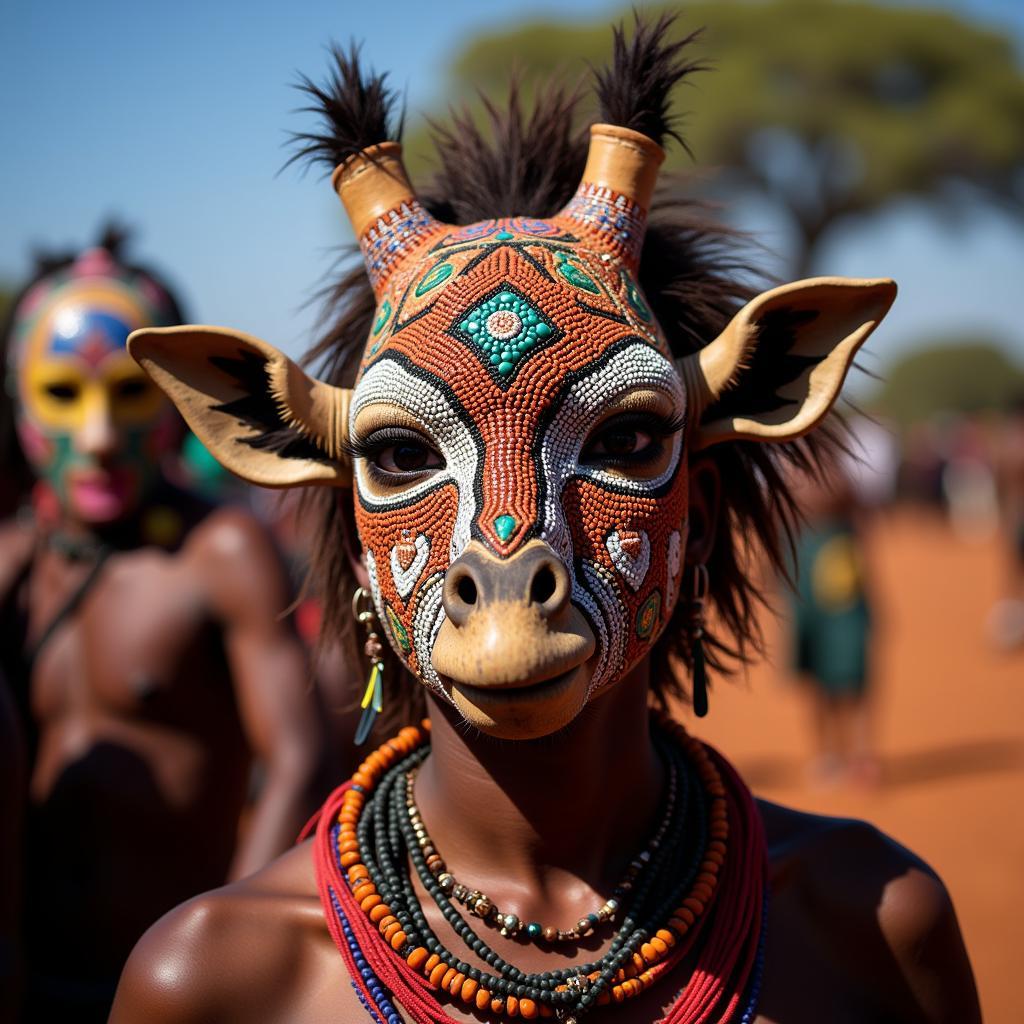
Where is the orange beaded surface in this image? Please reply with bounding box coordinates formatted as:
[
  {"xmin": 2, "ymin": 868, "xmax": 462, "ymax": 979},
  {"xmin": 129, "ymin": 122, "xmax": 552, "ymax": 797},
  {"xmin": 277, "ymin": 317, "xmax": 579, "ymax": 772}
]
[{"xmin": 350, "ymin": 222, "xmax": 689, "ymax": 706}]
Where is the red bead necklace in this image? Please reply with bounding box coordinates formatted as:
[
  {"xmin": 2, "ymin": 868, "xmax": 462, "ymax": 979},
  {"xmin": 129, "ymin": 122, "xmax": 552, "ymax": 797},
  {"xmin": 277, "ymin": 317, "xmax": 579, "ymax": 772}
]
[{"xmin": 307, "ymin": 718, "xmax": 767, "ymax": 1023}]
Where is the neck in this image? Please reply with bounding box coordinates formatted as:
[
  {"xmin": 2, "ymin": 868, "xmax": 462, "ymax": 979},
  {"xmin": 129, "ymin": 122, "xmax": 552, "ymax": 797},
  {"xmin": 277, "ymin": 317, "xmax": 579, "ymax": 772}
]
[{"xmin": 416, "ymin": 661, "xmax": 663, "ymax": 893}]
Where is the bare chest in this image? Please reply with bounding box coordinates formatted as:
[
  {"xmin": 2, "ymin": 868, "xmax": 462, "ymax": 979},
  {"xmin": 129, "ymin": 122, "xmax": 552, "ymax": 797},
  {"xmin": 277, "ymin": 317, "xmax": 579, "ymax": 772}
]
[{"xmin": 26, "ymin": 549, "xmax": 224, "ymax": 724}]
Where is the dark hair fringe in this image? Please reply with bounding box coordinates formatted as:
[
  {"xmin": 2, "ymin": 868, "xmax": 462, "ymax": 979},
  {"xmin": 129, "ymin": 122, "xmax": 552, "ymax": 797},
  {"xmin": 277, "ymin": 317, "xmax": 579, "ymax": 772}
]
[
  {"xmin": 286, "ymin": 42, "xmax": 404, "ymax": 175},
  {"xmin": 293, "ymin": 21, "xmax": 843, "ymax": 731},
  {"xmin": 423, "ymin": 76, "xmax": 588, "ymax": 223},
  {"xmin": 0, "ymin": 221, "xmax": 189, "ymax": 516},
  {"xmin": 594, "ymin": 12, "xmax": 706, "ymax": 151}
]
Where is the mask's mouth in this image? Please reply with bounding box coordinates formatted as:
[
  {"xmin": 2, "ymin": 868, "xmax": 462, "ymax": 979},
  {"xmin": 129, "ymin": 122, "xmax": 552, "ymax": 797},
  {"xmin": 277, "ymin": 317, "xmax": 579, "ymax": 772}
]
[
  {"xmin": 432, "ymin": 600, "xmax": 596, "ymax": 739},
  {"xmin": 449, "ymin": 663, "xmax": 581, "ymax": 706},
  {"xmin": 65, "ymin": 466, "xmax": 139, "ymax": 522}
]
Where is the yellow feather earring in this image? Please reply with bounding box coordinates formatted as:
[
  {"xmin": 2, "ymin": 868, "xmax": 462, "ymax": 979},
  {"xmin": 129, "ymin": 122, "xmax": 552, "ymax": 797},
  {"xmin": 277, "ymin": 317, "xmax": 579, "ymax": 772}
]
[{"xmin": 352, "ymin": 587, "xmax": 385, "ymax": 745}]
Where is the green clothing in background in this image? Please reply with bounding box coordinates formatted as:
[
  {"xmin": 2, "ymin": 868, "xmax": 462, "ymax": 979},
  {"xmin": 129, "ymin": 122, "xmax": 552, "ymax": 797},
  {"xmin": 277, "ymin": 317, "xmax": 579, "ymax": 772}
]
[{"xmin": 790, "ymin": 520, "xmax": 871, "ymax": 695}]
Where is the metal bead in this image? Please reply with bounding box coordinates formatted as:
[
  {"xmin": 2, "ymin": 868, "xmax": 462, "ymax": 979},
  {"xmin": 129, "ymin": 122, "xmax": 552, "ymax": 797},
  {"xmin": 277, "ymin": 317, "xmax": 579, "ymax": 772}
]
[{"xmin": 470, "ymin": 895, "xmax": 493, "ymax": 919}]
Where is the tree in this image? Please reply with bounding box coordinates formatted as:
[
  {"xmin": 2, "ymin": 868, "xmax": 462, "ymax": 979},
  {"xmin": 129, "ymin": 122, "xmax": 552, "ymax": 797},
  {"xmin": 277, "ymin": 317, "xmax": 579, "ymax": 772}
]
[
  {"xmin": 871, "ymin": 340, "xmax": 1024, "ymax": 424},
  {"xmin": 410, "ymin": 0, "xmax": 1024, "ymax": 276}
]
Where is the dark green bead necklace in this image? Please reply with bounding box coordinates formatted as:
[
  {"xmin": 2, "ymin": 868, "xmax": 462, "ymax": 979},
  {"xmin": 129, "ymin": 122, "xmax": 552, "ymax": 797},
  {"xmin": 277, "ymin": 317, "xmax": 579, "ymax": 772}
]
[{"xmin": 353, "ymin": 730, "xmax": 709, "ymax": 1018}]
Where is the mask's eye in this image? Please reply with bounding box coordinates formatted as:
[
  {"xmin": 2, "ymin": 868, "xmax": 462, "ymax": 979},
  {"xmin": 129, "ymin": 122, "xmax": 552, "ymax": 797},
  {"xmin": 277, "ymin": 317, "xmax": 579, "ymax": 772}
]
[
  {"xmin": 115, "ymin": 377, "xmax": 151, "ymax": 401},
  {"xmin": 44, "ymin": 381, "xmax": 80, "ymax": 403},
  {"xmin": 349, "ymin": 427, "xmax": 444, "ymax": 483},
  {"xmin": 586, "ymin": 423, "xmax": 654, "ymax": 459},
  {"xmin": 581, "ymin": 410, "xmax": 684, "ymax": 475}
]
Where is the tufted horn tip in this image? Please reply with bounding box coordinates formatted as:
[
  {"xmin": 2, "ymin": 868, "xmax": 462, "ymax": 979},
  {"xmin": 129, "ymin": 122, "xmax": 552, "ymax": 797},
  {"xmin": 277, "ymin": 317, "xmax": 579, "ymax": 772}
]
[
  {"xmin": 558, "ymin": 124, "xmax": 666, "ymax": 271},
  {"xmin": 582, "ymin": 124, "xmax": 665, "ymax": 215},
  {"xmin": 332, "ymin": 141, "xmax": 418, "ymax": 241}
]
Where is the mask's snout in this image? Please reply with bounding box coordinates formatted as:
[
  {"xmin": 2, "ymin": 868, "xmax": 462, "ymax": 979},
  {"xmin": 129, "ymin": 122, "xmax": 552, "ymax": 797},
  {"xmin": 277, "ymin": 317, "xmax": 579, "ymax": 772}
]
[
  {"xmin": 433, "ymin": 540, "xmax": 595, "ymax": 691},
  {"xmin": 441, "ymin": 539, "xmax": 571, "ymax": 628}
]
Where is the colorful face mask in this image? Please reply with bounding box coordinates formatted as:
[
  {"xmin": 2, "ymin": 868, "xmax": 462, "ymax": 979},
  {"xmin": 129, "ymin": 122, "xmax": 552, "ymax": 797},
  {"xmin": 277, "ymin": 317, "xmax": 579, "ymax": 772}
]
[
  {"xmin": 11, "ymin": 252, "xmax": 178, "ymax": 524},
  {"xmin": 349, "ymin": 200, "xmax": 688, "ymax": 725},
  {"xmin": 129, "ymin": 124, "xmax": 895, "ymax": 739}
]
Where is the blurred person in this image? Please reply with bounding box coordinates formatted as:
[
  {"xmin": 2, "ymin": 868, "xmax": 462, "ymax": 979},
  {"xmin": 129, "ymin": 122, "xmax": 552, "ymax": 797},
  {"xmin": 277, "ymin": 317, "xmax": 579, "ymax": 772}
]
[
  {"xmin": 111, "ymin": 23, "xmax": 977, "ymax": 1023},
  {"xmin": 0, "ymin": 676, "xmax": 25, "ymax": 1024},
  {"xmin": 786, "ymin": 428, "xmax": 884, "ymax": 787},
  {"xmin": 896, "ymin": 418, "xmax": 946, "ymax": 510},
  {"xmin": 940, "ymin": 415, "xmax": 999, "ymax": 543},
  {"xmin": 250, "ymin": 484, "xmax": 364, "ymax": 776},
  {"xmin": 990, "ymin": 395, "xmax": 1024, "ymax": 649},
  {"xmin": 0, "ymin": 229, "xmax": 327, "ymax": 1022}
]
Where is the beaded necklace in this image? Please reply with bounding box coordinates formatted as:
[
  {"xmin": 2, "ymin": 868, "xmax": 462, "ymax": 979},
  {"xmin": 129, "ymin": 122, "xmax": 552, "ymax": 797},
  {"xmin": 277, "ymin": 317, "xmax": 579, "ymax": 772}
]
[
  {"xmin": 309, "ymin": 719, "xmax": 767, "ymax": 1023},
  {"xmin": 404, "ymin": 756, "xmax": 680, "ymax": 946}
]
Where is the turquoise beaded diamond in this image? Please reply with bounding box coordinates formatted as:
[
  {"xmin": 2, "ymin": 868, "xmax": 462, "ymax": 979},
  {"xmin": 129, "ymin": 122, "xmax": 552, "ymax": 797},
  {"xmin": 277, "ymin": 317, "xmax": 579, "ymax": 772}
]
[
  {"xmin": 493, "ymin": 515, "xmax": 517, "ymax": 542},
  {"xmin": 450, "ymin": 284, "xmax": 561, "ymax": 387}
]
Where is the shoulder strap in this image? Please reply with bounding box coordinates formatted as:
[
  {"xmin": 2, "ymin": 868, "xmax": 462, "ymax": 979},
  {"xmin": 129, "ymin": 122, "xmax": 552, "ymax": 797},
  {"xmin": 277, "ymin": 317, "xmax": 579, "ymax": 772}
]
[{"xmin": 23, "ymin": 547, "xmax": 111, "ymax": 672}]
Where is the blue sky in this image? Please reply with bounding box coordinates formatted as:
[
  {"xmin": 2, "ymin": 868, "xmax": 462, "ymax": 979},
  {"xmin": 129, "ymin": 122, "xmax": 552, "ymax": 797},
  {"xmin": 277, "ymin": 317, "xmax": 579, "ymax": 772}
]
[{"xmin": 3, "ymin": 0, "xmax": 1022, "ymax": 389}]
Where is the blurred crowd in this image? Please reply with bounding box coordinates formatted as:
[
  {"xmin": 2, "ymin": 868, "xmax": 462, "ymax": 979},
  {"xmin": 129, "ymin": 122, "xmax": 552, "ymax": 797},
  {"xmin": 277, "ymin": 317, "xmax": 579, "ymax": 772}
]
[{"xmin": 775, "ymin": 403, "xmax": 1024, "ymax": 791}]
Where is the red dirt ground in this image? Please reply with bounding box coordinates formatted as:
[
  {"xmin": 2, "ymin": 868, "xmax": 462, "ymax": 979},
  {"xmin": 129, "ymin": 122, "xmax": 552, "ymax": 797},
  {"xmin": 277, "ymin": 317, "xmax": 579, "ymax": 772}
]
[{"xmin": 679, "ymin": 507, "xmax": 1024, "ymax": 1022}]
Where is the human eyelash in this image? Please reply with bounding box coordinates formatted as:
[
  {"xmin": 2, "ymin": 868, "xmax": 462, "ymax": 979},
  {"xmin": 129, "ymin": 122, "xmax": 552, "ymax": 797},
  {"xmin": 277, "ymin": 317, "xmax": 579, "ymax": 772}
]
[
  {"xmin": 594, "ymin": 409, "xmax": 687, "ymax": 441},
  {"xmin": 341, "ymin": 426, "xmax": 434, "ymax": 462},
  {"xmin": 583, "ymin": 409, "xmax": 686, "ymax": 469}
]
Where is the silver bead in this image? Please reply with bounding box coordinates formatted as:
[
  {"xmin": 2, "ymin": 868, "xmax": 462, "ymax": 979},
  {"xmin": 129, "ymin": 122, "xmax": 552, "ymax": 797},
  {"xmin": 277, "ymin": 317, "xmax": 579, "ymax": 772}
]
[{"xmin": 499, "ymin": 913, "xmax": 520, "ymax": 936}]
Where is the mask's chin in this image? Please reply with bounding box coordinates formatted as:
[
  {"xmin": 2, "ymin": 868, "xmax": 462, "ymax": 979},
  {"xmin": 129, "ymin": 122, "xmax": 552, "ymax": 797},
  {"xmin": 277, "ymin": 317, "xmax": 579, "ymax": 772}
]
[
  {"xmin": 444, "ymin": 662, "xmax": 595, "ymax": 740},
  {"xmin": 431, "ymin": 602, "xmax": 597, "ymax": 741}
]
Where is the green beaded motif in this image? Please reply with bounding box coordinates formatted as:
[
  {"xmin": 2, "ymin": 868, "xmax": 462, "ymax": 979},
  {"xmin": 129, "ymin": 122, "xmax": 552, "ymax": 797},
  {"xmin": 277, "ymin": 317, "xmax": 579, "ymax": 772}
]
[
  {"xmin": 372, "ymin": 299, "xmax": 393, "ymax": 335},
  {"xmin": 414, "ymin": 262, "xmax": 454, "ymax": 296},
  {"xmin": 555, "ymin": 253, "xmax": 600, "ymax": 294},
  {"xmin": 385, "ymin": 604, "xmax": 412, "ymax": 654},
  {"xmin": 621, "ymin": 271, "xmax": 652, "ymax": 321},
  {"xmin": 636, "ymin": 590, "xmax": 662, "ymax": 640},
  {"xmin": 451, "ymin": 285, "xmax": 559, "ymax": 383}
]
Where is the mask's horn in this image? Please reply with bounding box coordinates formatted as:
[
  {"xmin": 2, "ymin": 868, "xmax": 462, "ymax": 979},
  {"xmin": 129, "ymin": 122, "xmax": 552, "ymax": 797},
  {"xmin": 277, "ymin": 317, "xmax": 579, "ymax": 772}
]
[
  {"xmin": 559, "ymin": 123, "xmax": 665, "ymax": 272},
  {"xmin": 332, "ymin": 143, "xmax": 445, "ymax": 299}
]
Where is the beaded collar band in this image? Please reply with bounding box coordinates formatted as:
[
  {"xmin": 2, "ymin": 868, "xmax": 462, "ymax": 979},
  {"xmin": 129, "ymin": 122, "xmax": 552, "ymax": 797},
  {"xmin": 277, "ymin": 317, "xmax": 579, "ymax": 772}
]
[{"xmin": 307, "ymin": 721, "xmax": 768, "ymax": 1023}]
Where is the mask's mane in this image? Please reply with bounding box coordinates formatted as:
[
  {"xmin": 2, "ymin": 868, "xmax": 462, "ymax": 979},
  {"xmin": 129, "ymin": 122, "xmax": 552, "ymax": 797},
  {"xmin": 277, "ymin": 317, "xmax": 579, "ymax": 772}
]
[{"xmin": 291, "ymin": 15, "xmax": 840, "ymax": 734}]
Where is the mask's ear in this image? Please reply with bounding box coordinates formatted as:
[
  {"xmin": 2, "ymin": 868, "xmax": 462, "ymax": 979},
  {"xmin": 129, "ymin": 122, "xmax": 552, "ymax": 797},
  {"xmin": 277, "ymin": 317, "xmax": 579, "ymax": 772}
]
[
  {"xmin": 128, "ymin": 325, "xmax": 351, "ymax": 488},
  {"xmin": 678, "ymin": 277, "xmax": 896, "ymax": 450}
]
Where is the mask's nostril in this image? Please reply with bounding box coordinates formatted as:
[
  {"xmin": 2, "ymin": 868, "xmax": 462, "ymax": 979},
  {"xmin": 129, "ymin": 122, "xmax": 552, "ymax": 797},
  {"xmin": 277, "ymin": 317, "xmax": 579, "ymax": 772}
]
[
  {"xmin": 456, "ymin": 574, "xmax": 478, "ymax": 606},
  {"xmin": 530, "ymin": 565, "xmax": 557, "ymax": 605}
]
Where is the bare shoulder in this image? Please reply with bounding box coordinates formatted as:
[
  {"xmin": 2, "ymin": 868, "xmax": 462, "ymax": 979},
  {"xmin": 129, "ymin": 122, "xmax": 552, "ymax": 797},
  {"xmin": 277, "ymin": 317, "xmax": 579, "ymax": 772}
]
[
  {"xmin": 182, "ymin": 504, "xmax": 291, "ymax": 611},
  {"xmin": 183, "ymin": 503, "xmax": 280, "ymax": 566},
  {"xmin": 110, "ymin": 841, "xmax": 330, "ymax": 1023},
  {"xmin": 759, "ymin": 799, "xmax": 980, "ymax": 1022}
]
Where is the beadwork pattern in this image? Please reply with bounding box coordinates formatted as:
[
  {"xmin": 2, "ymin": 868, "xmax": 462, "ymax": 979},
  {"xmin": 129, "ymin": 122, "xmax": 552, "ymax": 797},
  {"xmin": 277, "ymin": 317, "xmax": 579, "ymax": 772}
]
[
  {"xmin": 561, "ymin": 183, "xmax": 647, "ymax": 268},
  {"xmin": 360, "ymin": 200, "xmax": 446, "ymax": 294},
  {"xmin": 350, "ymin": 232, "xmax": 687, "ymax": 702}
]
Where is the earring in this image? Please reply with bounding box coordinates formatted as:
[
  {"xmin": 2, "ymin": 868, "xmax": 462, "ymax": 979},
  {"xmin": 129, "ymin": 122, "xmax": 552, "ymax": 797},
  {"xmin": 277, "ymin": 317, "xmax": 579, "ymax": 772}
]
[
  {"xmin": 689, "ymin": 564, "xmax": 710, "ymax": 718},
  {"xmin": 352, "ymin": 586, "xmax": 385, "ymax": 745}
]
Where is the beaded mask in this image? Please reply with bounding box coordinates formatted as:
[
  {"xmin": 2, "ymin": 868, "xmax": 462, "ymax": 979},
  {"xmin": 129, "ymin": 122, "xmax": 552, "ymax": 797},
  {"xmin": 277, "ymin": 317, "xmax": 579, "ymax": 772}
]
[
  {"xmin": 10, "ymin": 249, "xmax": 179, "ymax": 524},
  {"xmin": 131, "ymin": 122, "xmax": 894, "ymax": 738}
]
